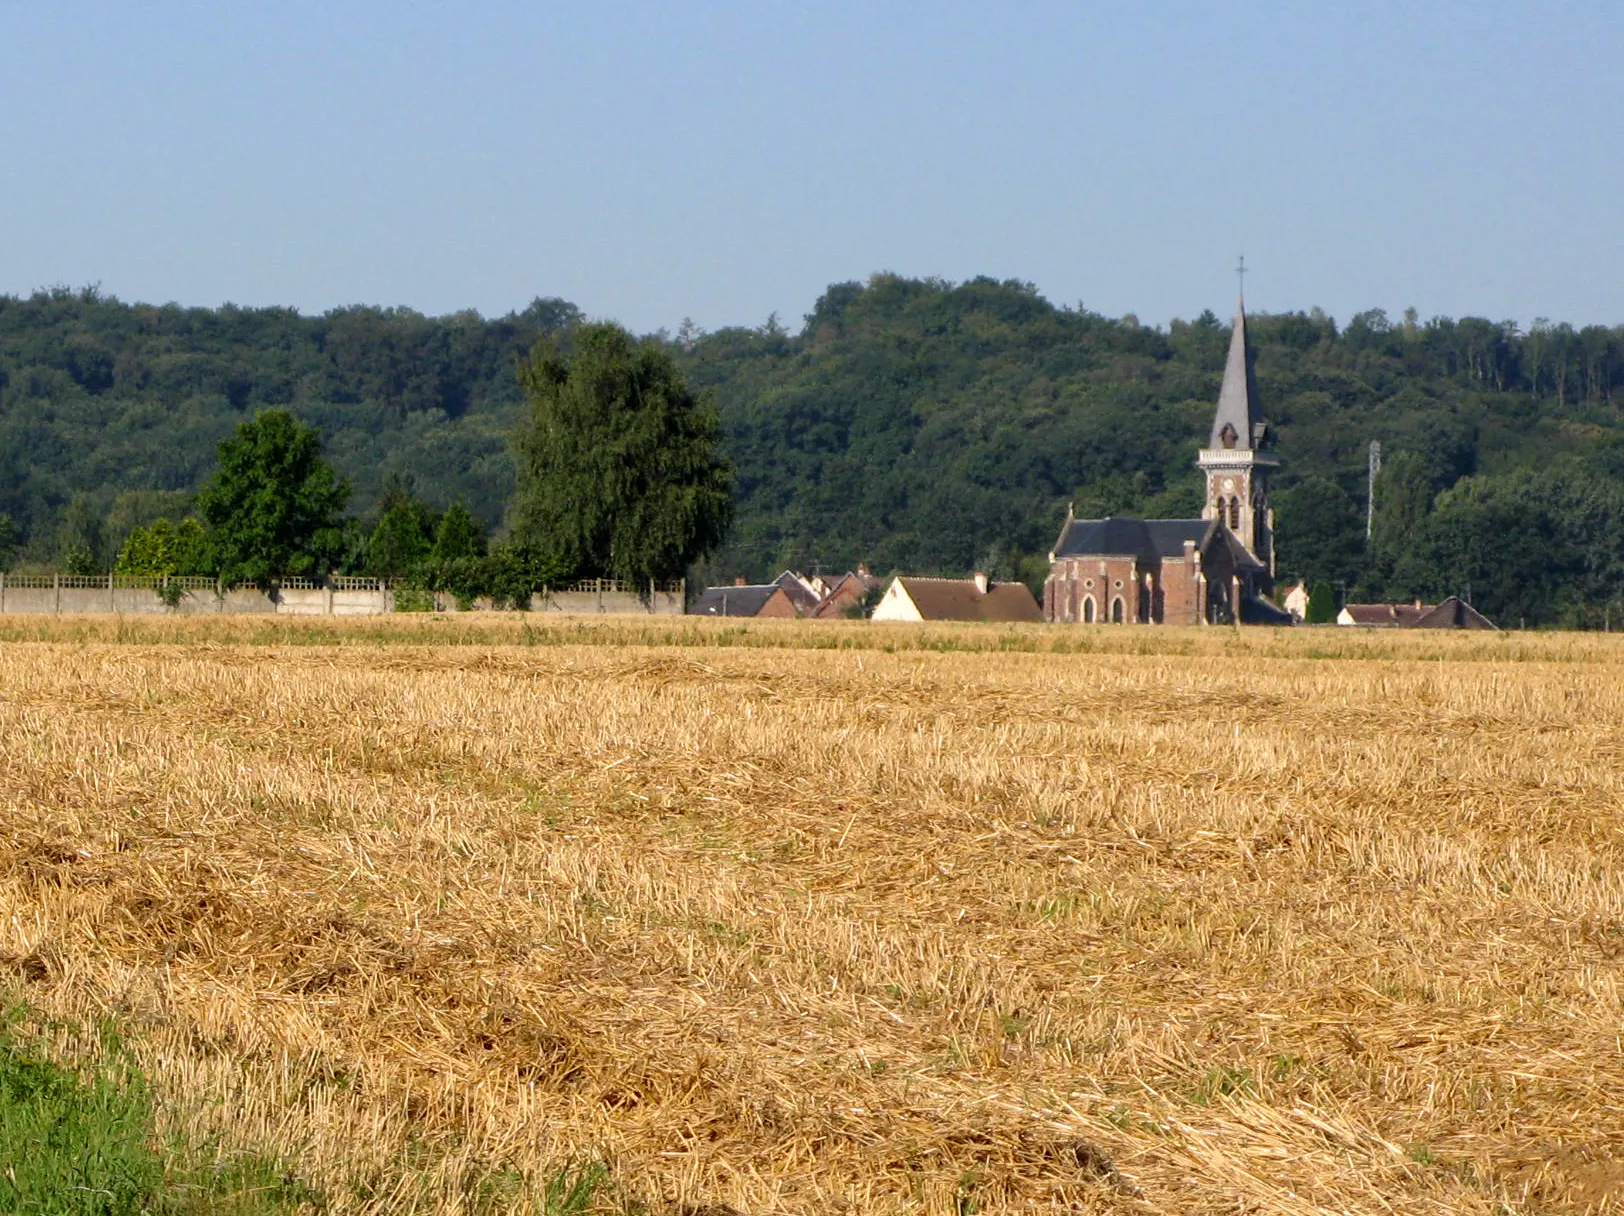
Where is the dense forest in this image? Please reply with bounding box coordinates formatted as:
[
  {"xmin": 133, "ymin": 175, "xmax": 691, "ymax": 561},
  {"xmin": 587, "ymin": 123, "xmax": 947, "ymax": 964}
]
[{"xmin": 3, "ymin": 276, "xmax": 1624, "ymax": 625}]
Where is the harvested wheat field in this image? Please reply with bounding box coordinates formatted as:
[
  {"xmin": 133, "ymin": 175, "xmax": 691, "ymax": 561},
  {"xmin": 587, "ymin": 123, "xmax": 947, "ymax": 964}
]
[{"xmin": 3, "ymin": 614, "xmax": 1623, "ymax": 1214}]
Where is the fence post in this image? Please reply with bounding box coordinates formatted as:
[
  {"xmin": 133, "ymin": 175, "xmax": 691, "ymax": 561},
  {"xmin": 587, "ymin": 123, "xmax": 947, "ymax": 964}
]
[
  {"xmin": 0, "ymin": 570, "xmax": 5, "ymax": 614},
  {"xmin": 325, "ymin": 581, "xmax": 335, "ymax": 615},
  {"xmin": 108, "ymin": 570, "xmax": 115, "ymax": 612}
]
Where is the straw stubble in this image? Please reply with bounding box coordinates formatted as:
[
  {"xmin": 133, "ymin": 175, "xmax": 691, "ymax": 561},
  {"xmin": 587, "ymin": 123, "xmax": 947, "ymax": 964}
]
[{"xmin": 1, "ymin": 616, "xmax": 1621, "ymax": 1213}]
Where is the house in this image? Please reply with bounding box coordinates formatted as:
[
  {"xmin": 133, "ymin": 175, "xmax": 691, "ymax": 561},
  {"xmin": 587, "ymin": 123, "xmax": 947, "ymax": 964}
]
[
  {"xmin": 1045, "ymin": 296, "xmax": 1291, "ymax": 626},
  {"xmin": 871, "ymin": 573, "xmax": 1044, "ymax": 623},
  {"xmin": 1412, "ymin": 596, "xmax": 1496, "ymax": 630},
  {"xmin": 771, "ymin": 571, "xmax": 825, "ymax": 616},
  {"xmin": 1336, "ymin": 597, "xmax": 1497, "ymax": 629},
  {"xmin": 1283, "ymin": 581, "xmax": 1310, "ymax": 623},
  {"xmin": 811, "ymin": 567, "xmax": 881, "ymax": 619},
  {"xmin": 689, "ymin": 582, "xmax": 798, "ymax": 618},
  {"xmin": 1337, "ymin": 602, "xmax": 1432, "ymax": 627}
]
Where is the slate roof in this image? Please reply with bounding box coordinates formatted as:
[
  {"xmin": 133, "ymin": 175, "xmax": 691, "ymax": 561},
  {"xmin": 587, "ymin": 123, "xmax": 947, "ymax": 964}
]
[
  {"xmin": 1053, "ymin": 517, "xmax": 1209, "ymax": 561},
  {"xmin": 1052, "ymin": 516, "xmax": 1263, "ymax": 571},
  {"xmin": 1412, "ymin": 596, "xmax": 1497, "ymax": 630},
  {"xmin": 772, "ymin": 571, "xmax": 823, "ymax": 615},
  {"xmin": 895, "ymin": 578, "xmax": 1044, "ymax": 623},
  {"xmin": 689, "ymin": 584, "xmax": 785, "ymax": 617},
  {"xmin": 1211, "ymin": 300, "xmax": 1266, "ymax": 450},
  {"xmin": 1239, "ymin": 595, "xmax": 1294, "ymax": 626}
]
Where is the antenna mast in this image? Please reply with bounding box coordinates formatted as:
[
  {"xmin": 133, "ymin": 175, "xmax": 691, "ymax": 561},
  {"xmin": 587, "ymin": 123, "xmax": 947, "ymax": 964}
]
[{"xmin": 1366, "ymin": 440, "xmax": 1382, "ymax": 542}]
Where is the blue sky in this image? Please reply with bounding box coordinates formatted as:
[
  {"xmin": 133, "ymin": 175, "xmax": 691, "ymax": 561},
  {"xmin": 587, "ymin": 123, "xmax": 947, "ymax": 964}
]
[{"xmin": 2, "ymin": 2, "xmax": 1619, "ymax": 332}]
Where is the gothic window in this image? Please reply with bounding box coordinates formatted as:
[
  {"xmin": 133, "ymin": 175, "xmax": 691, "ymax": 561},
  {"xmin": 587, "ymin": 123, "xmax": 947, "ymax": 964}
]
[
  {"xmin": 1083, "ymin": 596, "xmax": 1096, "ymax": 624},
  {"xmin": 1219, "ymin": 422, "xmax": 1237, "ymax": 449},
  {"xmin": 1111, "ymin": 597, "xmax": 1124, "ymax": 624},
  {"xmin": 1228, "ymin": 497, "xmax": 1240, "ymax": 529}
]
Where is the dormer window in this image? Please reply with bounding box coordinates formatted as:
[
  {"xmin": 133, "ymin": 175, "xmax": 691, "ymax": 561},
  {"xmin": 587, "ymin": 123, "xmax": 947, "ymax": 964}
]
[{"xmin": 1219, "ymin": 422, "xmax": 1238, "ymax": 449}]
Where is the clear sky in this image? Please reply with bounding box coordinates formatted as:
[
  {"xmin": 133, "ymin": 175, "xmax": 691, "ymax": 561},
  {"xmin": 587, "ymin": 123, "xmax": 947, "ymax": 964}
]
[{"xmin": 3, "ymin": 2, "xmax": 1620, "ymax": 333}]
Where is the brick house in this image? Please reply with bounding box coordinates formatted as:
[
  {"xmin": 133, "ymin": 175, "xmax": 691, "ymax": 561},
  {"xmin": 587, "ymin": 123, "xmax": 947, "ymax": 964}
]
[
  {"xmin": 1044, "ymin": 298, "xmax": 1290, "ymax": 626},
  {"xmin": 811, "ymin": 568, "xmax": 881, "ymax": 618}
]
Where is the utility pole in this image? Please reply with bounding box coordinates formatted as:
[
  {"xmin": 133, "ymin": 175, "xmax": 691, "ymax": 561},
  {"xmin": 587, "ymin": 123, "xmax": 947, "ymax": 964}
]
[{"xmin": 1366, "ymin": 440, "xmax": 1382, "ymax": 542}]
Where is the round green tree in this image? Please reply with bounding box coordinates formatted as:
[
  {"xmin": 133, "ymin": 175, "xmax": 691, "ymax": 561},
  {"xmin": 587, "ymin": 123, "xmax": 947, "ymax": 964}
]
[{"xmin": 196, "ymin": 409, "xmax": 349, "ymax": 587}]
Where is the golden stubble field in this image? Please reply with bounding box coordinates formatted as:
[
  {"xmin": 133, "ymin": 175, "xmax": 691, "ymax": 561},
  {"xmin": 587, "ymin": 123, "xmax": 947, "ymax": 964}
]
[{"xmin": 2, "ymin": 614, "xmax": 1623, "ymax": 1214}]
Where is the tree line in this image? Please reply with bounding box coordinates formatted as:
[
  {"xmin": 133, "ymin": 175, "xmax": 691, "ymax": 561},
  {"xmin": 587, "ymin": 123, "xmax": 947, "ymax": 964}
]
[
  {"xmin": 10, "ymin": 320, "xmax": 732, "ymax": 604},
  {"xmin": 3, "ymin": 277, "xmax": 1624, "ymax": 624}
]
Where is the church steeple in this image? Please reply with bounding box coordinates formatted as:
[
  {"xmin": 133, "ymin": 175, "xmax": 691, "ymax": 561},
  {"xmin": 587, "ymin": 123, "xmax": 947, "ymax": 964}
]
[
  {"xmin": 1209, "ymin": 298, "xmax": 1264, "ymax": 451},
  {"xmin": 1197, "ymin": 267, "xmax": 1278, "ymax": 587}
]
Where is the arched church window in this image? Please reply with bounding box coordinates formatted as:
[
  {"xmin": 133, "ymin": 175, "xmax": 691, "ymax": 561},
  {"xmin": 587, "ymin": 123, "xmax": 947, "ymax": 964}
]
[
  {"xmin": 1228, "ymin": 497, "xmax": 1240, "ymax": 529},
  {"xmin": 1083, "ymin": 596, "xmax": 1096, "ymax": 624},
  {"xmin": 1219, "ymin": 422, "xmax": 1238, "ymax": 449},
  {"xmin": 1110, "ymin": 597, "xmax": 1124, "ymax": 624}
]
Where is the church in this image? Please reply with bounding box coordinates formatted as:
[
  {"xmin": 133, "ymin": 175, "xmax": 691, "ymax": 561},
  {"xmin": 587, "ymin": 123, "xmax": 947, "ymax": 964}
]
[{"xmin": 1044, "ymin": 298, "xmax": 1292, "ymax": 626}]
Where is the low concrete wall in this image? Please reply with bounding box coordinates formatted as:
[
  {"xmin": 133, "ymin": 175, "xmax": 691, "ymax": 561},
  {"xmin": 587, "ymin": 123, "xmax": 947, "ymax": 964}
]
[
  {"xmin": 1, "ymin": 587, "xmax": 59, "ymax": 613},
  {"xmin": 333, "ymin": 588, "xmax": 392, "ymax": 615},
  {"xmin": 0, "ymin": 576, "xmax": 681, "ymax": 617},
  {"xmin": 220, "ymin": 588, "xmax": 277, "ymax": 614},
  {"xmin": 274, "ymin": 588, "xmax": 330, "ymax": 616},
  {"xmin": 532, "ymin": 589, "xmax": 684, "ymax": 615}
]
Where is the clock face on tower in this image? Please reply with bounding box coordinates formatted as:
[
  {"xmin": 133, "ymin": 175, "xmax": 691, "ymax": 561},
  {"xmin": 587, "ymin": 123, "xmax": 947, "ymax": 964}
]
[{"xmin": 1221, "ymin": 477, "xmax": 1235, "ymax": 493}]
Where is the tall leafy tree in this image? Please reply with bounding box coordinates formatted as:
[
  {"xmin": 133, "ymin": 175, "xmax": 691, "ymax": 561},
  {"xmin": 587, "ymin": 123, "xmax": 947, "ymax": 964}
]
[
  {"xmin": 1307, "ymin": 580, "xmax": 1337, "ymax": 624},
  {"xmin": 196, "ymin": 409, "xmax": 349, "ymax": 586},
  {"xmin": 367, "ymin": 501, "xmax": 431, "ymax": 580},
  {"xmin": 57, "ymin": 493, "xmax": 106, "ymax": 574},
  {"xmin": 0, "ymin": 513, "xmax": 17, "ymax": 571},
  {"xmin": 431, "ymin": 502, "xmax": 485, "ymax": 563},
  {"xmin": 1275, "ymin": 476, "xmax": 1365, "ymax": 587},
  {"xmin": 1368, "ymin": 451, "xmax": 1436, "ymax": 592},
  {"xmin": 512, "ymin": 322, "xmax": 733, "ymax": 586}
]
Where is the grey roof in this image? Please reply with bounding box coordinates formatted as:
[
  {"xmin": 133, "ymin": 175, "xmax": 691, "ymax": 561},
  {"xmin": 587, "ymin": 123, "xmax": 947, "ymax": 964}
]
[
  {"xmin": 1053, "ymin": 516, "xmax": 1212, "ymax": 561},
  {"xmin": 1239, "ymin": 595, "xmax": 1294, "ymax": 626},
  {"xmin": 689, "ymin": 584, "xmax": 782, "ymax": 616},
  {"xmin": 1210, "ymin": 300, "xmax": 1265, "ymax": 450},
  {"xmin": 772, "ymin": 571, "xmax": 823, "ymax": 614},
  {"xmin": 1053, "ymin": 515, "xmax": 1264, "ymax": 571},
  {"xmin": 1412, "ymin": 596, "xmax": 1497, "ymax": 630}
]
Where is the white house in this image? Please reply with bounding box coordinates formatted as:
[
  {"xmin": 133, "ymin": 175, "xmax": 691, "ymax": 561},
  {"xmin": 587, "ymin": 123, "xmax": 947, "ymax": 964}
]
[{"xmin": 870, "ymin": 574, "xmax": 1044, "ymax": 623}]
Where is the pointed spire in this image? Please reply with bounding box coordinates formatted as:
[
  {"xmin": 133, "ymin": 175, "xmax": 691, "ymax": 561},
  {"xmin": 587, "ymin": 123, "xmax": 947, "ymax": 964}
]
[{"xmin": 1209, "ymin": 298, "xmax": 1263, "ymax": 450}]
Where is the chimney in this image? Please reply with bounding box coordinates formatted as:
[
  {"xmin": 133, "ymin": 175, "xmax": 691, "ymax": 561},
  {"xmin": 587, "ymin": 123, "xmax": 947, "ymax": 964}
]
[
  {"xmin": 972, "ymin": 571, "xmax": 989, "ymax": 594},
  {"xmin": 735, "ymin": 576, "xmax": 748, "ymax": 586}
]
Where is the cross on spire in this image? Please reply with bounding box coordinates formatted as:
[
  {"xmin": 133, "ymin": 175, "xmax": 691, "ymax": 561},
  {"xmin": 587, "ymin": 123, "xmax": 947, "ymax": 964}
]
[{"xmin": 1235, "ymin": 255, "xmax": 1247, "ymax": 305}]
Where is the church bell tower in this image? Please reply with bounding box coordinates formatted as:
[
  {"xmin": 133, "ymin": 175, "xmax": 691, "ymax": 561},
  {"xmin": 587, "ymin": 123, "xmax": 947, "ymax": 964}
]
[{"xmin": 1197, "ymin": 276, "xmax": 1278, "ymax": 584}]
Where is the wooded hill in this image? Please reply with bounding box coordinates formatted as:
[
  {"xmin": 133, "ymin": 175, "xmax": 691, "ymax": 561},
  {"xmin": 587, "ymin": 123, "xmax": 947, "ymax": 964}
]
[{"xmin": 4, "ymin": 276, "xmax": 1624, "ymax": 625}]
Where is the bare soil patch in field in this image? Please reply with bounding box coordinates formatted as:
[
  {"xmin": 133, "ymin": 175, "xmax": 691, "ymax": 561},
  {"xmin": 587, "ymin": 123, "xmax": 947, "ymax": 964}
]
[{"xmin": 2, "ymin": 615, "xmax": 1622, "ymax": 1213}]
